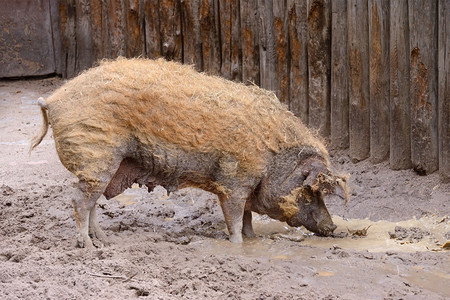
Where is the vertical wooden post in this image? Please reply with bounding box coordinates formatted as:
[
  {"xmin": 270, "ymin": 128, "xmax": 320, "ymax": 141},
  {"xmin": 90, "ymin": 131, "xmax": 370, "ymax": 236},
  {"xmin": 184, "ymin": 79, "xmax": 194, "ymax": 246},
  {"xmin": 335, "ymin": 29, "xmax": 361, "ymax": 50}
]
[
  {"xmin": 273, "ymin": 1, "xmax": 290, "ymax": 104},
  {"xmin": 330, "ymin": 0, "xmax": 349, "ymax": 149},
  {"xmin": 348, "ymin": 0, "xmax": 370, "ymax": 161},
  {"xmin": 50, "ymin": 0, "xmax": 62, "ymax": 75},
  {"xmin": 90, "ymin": 0, "xmax": 107, "ymax": 63},
  {"xmin": 220, "ymin": 0, "xmax": 242, "ymax": 81},
  {"xmin": 59, "ymin": 0, "xmax": 76, "ymax": 78},
  {"xmin": 409, "ymin": 0, "xmax": 438, "ymax": 174},
  {"xmin": 199, "ymin": 0, "xmax": 221, "ymax": 74},
  {"xmin": 240, "ymin": 0, "xmax": 259, "ymax": 84},
  {"xmin": 287, "ymin": 0, "xmax": 308, "ymax": 124},
  {"xmin": 438, "ymin": 0, "xmax": 450, "ymax": 180},
  {"xmin": 220, "ymin": 0, "xmax": 232, "ymax": 79},
  {"xmin": 106, "ymin": 0, "xmax": 126, "ymax": 58},
  {"xmin": 258, "ymin": 0, "xmax": 277, "ymax": 92},
  {"xmin": 159, "ymin": 0, "xmax": 182, "ymax": 62},
  {"xmin": 307, "ymin": 0, "xmax": 331, "ymax": 138},
  {"xmin": 125, "ymin": 0, "xmax": 145, "ymax": 58},
  {"xmin": 144, "ymin": 0, "xmax": 162, "ymax": 59},
  {"xmin": 75, "ymin": 1, "xmax": 93, "ymax": 73},
  {"xmin": 368, "ymin": 0, "xmax": 389, "ymax": 162},
  {"xmin": 389, "ymin": 0, "xmax": 411, "ymax": 170},
  {"xmin": 180, "ymin": 0, "xmax": 202, "ymax": 69}
]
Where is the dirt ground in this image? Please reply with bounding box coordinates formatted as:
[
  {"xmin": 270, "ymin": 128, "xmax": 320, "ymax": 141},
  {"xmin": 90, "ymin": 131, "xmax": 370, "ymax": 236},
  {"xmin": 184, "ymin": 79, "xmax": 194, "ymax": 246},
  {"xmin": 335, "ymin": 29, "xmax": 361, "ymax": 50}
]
[{"xmin": 0, "ymin": 78, "xmax": 449, "ymax": 300}]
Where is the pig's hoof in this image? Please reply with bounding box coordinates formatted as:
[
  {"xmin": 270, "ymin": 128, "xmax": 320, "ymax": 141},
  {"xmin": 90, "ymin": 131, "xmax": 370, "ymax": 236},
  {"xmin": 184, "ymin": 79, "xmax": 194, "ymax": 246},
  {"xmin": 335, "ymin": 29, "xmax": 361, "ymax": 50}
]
[
  {"xmin": 229, "ymin": 234, "xmax": 243, "ymax": 243},
  {"xmin": 76, "ymin": 235, "xmax": 94, "ymax": 249},
  {"xmin": 242, "ymin": 228, "xmax": 256, "ymax": 238},
  {"xmin": 92, "ymin": 240, "xmax": 105, "ymax": 249},
  {"xmin": 89, "ymin": 230, "xmax": 109, "ymax": 246}
]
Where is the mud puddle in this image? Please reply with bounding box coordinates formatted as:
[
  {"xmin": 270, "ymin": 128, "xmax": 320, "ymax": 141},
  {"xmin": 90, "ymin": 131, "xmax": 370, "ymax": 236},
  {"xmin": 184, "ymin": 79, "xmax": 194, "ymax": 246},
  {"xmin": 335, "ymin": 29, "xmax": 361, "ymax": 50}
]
[
  {"xmin": 244, "ymin": 214, "xmax": 448, "ymax": 253},
  {"xmin": 190, "ymin": 214, "xmax": 449, "ymax": 297},
  {"xmin": 306, "ymin": 215, "xmax": 449, "ymax": 252},
  {"xmin": 191, "ymin": 214, "xmax": 449, "ymax": 256}
]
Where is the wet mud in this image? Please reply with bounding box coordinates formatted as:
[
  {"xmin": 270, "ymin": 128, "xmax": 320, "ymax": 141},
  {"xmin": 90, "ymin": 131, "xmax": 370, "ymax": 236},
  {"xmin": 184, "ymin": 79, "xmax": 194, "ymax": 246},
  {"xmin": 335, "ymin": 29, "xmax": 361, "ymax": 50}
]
[{"xmin": 1, "ymin": 78, "xmax": 449, "ymax": 299}]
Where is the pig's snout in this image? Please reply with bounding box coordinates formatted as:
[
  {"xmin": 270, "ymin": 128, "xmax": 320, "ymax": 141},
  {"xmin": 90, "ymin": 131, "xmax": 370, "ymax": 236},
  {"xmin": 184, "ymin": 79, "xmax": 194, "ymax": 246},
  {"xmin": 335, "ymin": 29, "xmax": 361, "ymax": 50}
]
[{"xmin": 317, "ymin": 222, "xmax": 337, "ymax": 237}]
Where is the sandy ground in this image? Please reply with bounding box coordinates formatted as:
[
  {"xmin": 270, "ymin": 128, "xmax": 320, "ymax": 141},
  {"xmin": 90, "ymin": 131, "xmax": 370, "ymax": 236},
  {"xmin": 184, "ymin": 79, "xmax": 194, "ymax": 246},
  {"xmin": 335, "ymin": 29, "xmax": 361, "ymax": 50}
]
[{"xmin": 0, "ymin": 78, "xmax": 449, "ymax": 300}]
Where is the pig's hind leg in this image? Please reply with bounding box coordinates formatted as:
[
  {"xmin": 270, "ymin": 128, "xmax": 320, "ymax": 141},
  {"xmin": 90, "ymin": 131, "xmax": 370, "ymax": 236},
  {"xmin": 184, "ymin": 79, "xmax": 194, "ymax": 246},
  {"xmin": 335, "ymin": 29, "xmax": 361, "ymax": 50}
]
[
  {"xmin": 72, "ymin": 162, "xmax": 123, "ymax": 248},
  {"xmin": 81, "ymin": 157, "xmax": 148, "ymax": 248},
  {"xmin": 88, "ymin": 204, "xmax": 108, "ymax": 243},
  {"xmin": 72, "ymin": 183, "xmax": 106, "ymax": 249}
]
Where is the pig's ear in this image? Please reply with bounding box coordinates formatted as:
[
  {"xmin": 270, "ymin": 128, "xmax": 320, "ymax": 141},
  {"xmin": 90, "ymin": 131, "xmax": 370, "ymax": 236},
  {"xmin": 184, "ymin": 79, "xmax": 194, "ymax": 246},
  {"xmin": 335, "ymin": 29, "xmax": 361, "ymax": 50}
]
[
  {"xmin": 302, "ymin": 170, "xmax": 321, "ymax": 192},
  {"xmin": 302, "ymin": 170, "xmax": 314, "ymax": 186}
]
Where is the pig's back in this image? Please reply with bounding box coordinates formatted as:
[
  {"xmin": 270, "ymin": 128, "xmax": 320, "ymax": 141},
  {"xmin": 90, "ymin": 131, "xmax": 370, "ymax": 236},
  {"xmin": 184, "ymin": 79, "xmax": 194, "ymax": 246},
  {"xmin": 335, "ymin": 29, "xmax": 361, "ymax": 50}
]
[{"xmin": 46, "ymin": 58, "xmax": 327, "ymax": 175}]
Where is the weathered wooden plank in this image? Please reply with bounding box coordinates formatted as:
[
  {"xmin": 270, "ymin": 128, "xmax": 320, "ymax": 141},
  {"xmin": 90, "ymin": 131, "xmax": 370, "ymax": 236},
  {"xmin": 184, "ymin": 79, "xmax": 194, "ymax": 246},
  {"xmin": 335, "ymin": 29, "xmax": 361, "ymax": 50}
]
[
  {"xmin": 90, "ymin": 0, "xmax": 106, "ymax": 63},
  {"xmin": 75, "ymin": 0, "xmax": 93, "ymax": 73},
  {"xmin": 240, "ymin": 0, "xmax": 259, "ymax": 84},
  {"xmin": 0, "ymin": 0, "xmax": 56, "ymax": 78},
  {"xmin": 273, "ymin": 0, "xmax": 290, "ymax": 104},
  {"xmin": 125, "ymin": 0, "xmax": 145, "ymax": 57},
  {"xmin": 438, "ymin": 0, "xmax": 450, "ymax": 180},
  {"xmin": 230, "ymin": 0, "xmax": 242, "ymax": 81},
  {"xmin": 258, "ymin": 0, "xmax": 277, "ymax": 92},
  {"xmin": 368, "ymin": 0, "xmax": 389, "ymax": 162},
  {"xmin": 330, "ymin": 0, "xmax": 349, "ymax": 149},
  {"xmin": 348, "ymin": 0, "xmax": 370, "ymax": 161},
  {"xmin": 220, "ymin": 0, "xmax": 242, "ymax": 81},
  {"xmin": 199, "ymin": 0, "xmax": 221, "ymax": 74},
  {"xmin": 219, "ymin": 0, "xmax": 232, "ymax": 79},
  {"xmin": 409, "ymin": 0, "xmax": 438, "ymax": 174},
  {"xmin": 180, "ymin": 0, "xmax": 202, "ymax": 68},
  {"xmin": 59, "ymin": 0, "xmax": 77, "ymax": 78},
  {"xmin": 158, "ymin": 0, "xmax": 182, "ymax": 62},
  {"xmin": 50, "ymin": 0, "xmax": 62, "ymax": 75},
  {"xmin": 144, "ymin": 0, "xmax": 161, "ymax": 58},
  {"xmin": 307, "ymin": 0, "xmax": 331, "ymax": 138},
  {"xmin": 389, "ymin": 0, "xmax": 411, "ymax": 170},
  {"xmin": 106, "ymin": 0, "xmax": 126, "ymax": 58},
  {"xmin": 287, "ymin": 0, "xmax": 308, "ymax": 124}
]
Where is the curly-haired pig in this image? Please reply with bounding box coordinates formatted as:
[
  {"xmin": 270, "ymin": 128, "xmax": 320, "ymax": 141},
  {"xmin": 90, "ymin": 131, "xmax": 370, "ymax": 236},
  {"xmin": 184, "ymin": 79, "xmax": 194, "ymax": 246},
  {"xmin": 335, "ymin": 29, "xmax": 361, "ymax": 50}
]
[{"xmin": 31, "ymin": 58, "xmax": 348, "ymax": 248}]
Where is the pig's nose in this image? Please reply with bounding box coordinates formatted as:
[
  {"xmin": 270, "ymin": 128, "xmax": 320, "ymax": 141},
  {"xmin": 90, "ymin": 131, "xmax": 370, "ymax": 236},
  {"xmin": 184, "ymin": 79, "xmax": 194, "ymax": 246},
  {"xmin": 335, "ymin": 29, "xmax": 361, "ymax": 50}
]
[
  {"xmin": 318, "ymin": 223, "xmax": 337, "ymax": 236},
  {"xmin": 329, "ymin": 224, "xmax": 337, "ymax": 232},
  {"xmin": 322, "ymin": 223, "xmax": 337, "ymax": 235}
]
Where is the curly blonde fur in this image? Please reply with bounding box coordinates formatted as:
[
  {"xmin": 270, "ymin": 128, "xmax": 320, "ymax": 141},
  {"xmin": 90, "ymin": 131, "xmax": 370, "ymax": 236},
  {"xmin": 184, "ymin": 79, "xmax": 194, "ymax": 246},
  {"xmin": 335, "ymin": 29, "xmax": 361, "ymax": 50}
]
[{"xmin": 43, "ymin": 58, "xmax": 328, "ymax": 181}]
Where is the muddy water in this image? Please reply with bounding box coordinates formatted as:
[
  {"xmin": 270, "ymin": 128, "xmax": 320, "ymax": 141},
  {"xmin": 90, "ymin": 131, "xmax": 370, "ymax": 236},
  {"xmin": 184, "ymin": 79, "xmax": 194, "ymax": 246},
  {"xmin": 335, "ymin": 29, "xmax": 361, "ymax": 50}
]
[
  {"xmin": 191, "ymin": 214, "xmax": 449, "ymax": 297},
  {"xmin": 193, "ymin": 214, "xmax": 449, "ymax": 255},
  {"xmin": 306, "ymin": 215, "xmax": 449, "ymax": 252}
]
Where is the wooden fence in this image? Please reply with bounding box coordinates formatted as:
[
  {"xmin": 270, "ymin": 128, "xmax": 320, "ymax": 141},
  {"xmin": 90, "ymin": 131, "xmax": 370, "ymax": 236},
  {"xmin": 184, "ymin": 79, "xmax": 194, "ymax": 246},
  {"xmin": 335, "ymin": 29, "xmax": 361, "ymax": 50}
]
[{"xmin": 19, "ymin": 0, "xmax": 450, "ymax": 178}]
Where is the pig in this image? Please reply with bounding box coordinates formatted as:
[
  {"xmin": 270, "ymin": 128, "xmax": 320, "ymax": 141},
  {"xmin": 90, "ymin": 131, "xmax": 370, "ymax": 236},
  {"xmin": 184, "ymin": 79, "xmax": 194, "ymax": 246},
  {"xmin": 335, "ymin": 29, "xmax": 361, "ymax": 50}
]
[{"xmin": 30, "ymin": 58, "xmax": 348, "ymax": 248}]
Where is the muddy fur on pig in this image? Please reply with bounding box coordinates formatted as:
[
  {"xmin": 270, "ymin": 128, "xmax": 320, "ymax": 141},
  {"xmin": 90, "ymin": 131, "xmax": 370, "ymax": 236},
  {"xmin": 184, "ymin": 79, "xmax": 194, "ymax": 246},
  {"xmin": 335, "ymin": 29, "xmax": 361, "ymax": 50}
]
[{"xmin": 31, "ymin": 58, "xmax": 348, "ymax": 248}]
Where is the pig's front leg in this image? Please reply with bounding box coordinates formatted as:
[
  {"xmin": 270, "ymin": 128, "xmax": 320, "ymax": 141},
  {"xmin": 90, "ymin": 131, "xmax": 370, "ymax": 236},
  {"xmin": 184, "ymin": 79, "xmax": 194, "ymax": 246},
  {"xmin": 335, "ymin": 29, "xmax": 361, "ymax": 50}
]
[
  {"xmin": 218, "ymin": 188, "xmax": 250, "ymax": 243},
  {"xmin": 242, "ymin": 210, "xmax": 256, "ymax": 238}
]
